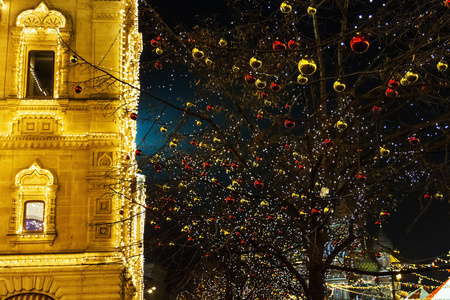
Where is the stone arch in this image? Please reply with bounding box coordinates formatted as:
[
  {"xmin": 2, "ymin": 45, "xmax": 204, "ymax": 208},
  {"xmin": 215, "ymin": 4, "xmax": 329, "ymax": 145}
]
[{"xmin": 0, "ymin": 276, "xmax": 59, "ymax": 300}]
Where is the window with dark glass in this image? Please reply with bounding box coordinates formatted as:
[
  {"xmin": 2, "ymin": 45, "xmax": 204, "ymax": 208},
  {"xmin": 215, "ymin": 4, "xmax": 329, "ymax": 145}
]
[
  {"xmin": 24, "ymin": 201, "xmax": 44, "ymax": 232},
  {"xmin": 27, "ymin": 51, "xmax": 54, "ymax": 98}
]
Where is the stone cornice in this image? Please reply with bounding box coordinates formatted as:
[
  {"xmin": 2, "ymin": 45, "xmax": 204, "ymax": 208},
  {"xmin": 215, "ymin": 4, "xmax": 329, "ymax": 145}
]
[{"xmin": 0, "ymin": 134, "xmax": 121, "ymax": 149}]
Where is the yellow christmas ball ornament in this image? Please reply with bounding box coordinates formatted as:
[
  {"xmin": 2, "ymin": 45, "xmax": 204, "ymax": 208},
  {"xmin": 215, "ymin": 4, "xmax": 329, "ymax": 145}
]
[
  {"xmin": 307, "ymin": 6, "xmax": 317, "ymax": 15},
  {"xmin": 218, "ymin": 38, "xmax": 227, "ymax": 47},
  {"xmin": 255, "ymin": 79, "xmax": 267, "ymax": 89},
  {"xmin": 336, "ymin": 120, "xmax": 348, "ymax": 130},
  {"xmin": 298, "ymin": 58, "xmax": 317, "ymax": 75},
  {"xmin": 196, "ymin": 121, "xmax": 202, "ymax": 126},
  {"xmin": 232, "ymin": 65, "xmax": 240, "ymax": 72},
  {"xmin": 155, "ymin": 48, "xmax": 163, "ymax": 55},
  {"xmin": 435, "ymin": 192, "xmax": 444, "ymax": 200},
  {"xmin": 333, "ymin": 80, "xmax": 346, "ymax": 92},
  {"xmin": 160, "ymin": 126, "xmax": 168, "ymax": 133},
  {"xmin": 297, "ymin": 75, "xmax": 308, "ymax": 85},
  {"xmin": 405, "ymin": 71, "xmax": 419, "ymax": 82},
  {"xmin": 205, "ymin": 58, "xmax": 213, "ymax": 66},
  {"xmin": 437, "ymin": 60, "xmax": 448, "ymax": 71},
  {"xmin": 249, "ymin": 56, "xmax": 262, "ymax": 69},
  {"xmin": 192, "ymin": 48, "xmax": 204, "ymax": 59},
  {"xmin": 400, "ymin": 77, "xmax": 409, "ymax": 86},
  {"xmin": 380, "ymin": 147, "xmax": 390, "ymax": 156},
  {"xmin": 280, "ymin": 1, "xmax": 292, "ymax": 14}
]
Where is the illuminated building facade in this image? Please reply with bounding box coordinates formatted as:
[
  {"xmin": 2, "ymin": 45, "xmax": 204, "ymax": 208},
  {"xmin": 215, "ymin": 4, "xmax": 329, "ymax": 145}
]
[{"xmin": 0, "ymin": 1, "xmax": 144, "ymax": 299}]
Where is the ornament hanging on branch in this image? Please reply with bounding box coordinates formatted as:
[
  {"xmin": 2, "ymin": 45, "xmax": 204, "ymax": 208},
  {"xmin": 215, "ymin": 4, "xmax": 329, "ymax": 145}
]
[
  {"xmin": 297, "ymin": 75, "xmax": 308, "ymax": 84},
  {"xmin": 437, "ymin": 60, "xmax": 448, "ymax": 71},
  {"xmin": 249, "ymin": 56, "xmax": 262, "ymax": 69},
  {"xmin": 350, "ymin": 34, "xmax": 370, "ymax": 53},
  {"xmin": 273, "ymin": 40, "xmax": 287, "ymax": 51},
  {"xmin": 298, "ymin": 58, "xmax": 317, "ymax": 75},
  {"xmin": 333, "ymin": 80, "xmax": 346, "ymax": 92},
  {"xmin": 280, "ymin": 1, "xmax": 292, "ymax": 14}
]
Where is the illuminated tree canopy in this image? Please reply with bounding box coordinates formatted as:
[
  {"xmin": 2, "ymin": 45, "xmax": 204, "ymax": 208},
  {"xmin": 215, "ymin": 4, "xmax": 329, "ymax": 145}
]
[{"xmin": 137, "ymin": 1, "xmax": 450, "ymax": 299}]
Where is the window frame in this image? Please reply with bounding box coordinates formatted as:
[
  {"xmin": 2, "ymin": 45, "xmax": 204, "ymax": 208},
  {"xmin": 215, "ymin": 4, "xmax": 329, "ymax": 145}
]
[
  {"xmin": 26, "ymin": 50, "xmax": 55, "ymax": 99},
  {"xmin": 23, "ymin": 200, "xmax": 45, "ymax": 233}
]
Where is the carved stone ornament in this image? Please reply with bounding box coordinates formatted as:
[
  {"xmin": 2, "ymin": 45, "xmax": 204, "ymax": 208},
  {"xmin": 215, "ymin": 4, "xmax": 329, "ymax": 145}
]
[{"xmin": 16, "ymin": 2, "xmax": 67, "ymax": 28}]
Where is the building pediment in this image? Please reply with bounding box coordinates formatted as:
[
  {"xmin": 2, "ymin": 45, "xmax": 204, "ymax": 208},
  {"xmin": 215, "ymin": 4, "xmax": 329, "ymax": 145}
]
[{"xmin": 16, "ymin": 2, "xmax": 67, "ymax": 28}]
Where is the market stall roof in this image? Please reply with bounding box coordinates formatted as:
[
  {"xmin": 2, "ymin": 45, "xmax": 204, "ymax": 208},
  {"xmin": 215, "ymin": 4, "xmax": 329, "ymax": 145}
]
[
  {"xmin": 425, "ymin": 278, "xmax": 450, "ymax": 299},
  {"xmin": 405, "ymin": 287, "xmax": 429, "ymax": 299}
]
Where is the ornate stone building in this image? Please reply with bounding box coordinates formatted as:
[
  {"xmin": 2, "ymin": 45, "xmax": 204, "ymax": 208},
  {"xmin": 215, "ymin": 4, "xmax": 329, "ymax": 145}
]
[{"xmin": 0, "ymin": 1, "xmax": 144, "ymax": 299}]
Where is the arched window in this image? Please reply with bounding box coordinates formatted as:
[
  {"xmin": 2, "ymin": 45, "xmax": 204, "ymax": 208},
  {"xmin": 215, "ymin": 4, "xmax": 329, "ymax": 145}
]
[
  {"xmin": 8, "ymin": 161, "xmax": 58, "ymax": 245},
  {"xmin": 10, "ymin": 2, "xmax": 70, "ymax": 99},
  {"xmin": 6, "ymin": 294, "xmax": 55, "ymax": 300}
]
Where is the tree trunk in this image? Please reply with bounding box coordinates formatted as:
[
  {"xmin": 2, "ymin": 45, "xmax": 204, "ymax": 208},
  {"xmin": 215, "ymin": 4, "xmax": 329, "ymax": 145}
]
[{"xmin": 308, "ymin": 260, "xmax": 326, "ymax": 300}]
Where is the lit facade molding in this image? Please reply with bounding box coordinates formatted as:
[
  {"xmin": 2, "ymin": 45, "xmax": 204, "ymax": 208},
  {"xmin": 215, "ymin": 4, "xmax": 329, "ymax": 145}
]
[{"xmin": 0, "ymin": 1, "xmax": 144, "ymax": 299}]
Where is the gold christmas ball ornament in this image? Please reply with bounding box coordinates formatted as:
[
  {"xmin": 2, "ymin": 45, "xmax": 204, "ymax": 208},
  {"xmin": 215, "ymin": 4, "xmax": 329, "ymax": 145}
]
[
  {"xmin": 380, "ymin": 147, "xmax": 390, "ymax": 156},
  {"xmin": 333, "ymin": 80, "xmax": 346, "ymax": 92},
  {"xmin": 249, "ymin": 56, "xmax": 263, "ymax": 69},
  {"xmin": 205, "ymin": 58, "xmax": 213, "ymax": 66},
  {"xmin": 400, "ymin": 77, "xmax": 409, "ymax": 86},
  {"xmin": 435, "ymin": 192, "xmax": 444, "ymax": 200},
  {"xmin": 298, "ymin": 58, "xmax": 317, "ymax": 75},
  {"xmin": 307, "ymin": 6, "xmax": 317, "ymax": 15},
  {"xmin": 155, "ymin": 48, "xmax": 163, "ymax": 55},
  {"xmin": 405, "ymin": 71, "xmax": 419, "ymax": 82},
  {"xmin": 196, "ymin": 121, "xmax": 202, "ymax": 126},
  {"xmin": 232, "ymin": 65, "xmax": 240, "ymax": 72},
  {"xmin": 336, "ymin": 120, "xmax": 348, "ymax": 130},
  {"xmin": 192, "ymin": 48, "xmax": 204, "ymax": 59},
  {"xmin": 280, "ymin": 2, "xmax": 292, "ymax": 14},
  {"xmin": 218, "ymin": 38, "xmax": 227, "ymax": 47},
  {"xmin": 160, "ymin": 126, "xmax": 168, "ymax": 133},
  {"xmin": 255, "ymin": 79, "xmax": 267, "ymax": 89},
  {"xmin": 297, "ymin": 75, "xmax": 308, "ymax": 85},
  {"xmin": 437, "ymin": 60, "xmax": 448, "ymax": 71}
]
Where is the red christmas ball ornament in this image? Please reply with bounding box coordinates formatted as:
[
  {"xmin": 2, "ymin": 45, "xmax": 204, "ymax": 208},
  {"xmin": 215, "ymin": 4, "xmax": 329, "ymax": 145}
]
[
  {"xmin": 231, "ymin": 162, "xmax": 239, "ymax": 169},
  {"xmin": 266, "ymin": 215, "xmax": 275, "ymax": 221},
  {"xmin": 272, "ymin": 40, "xmax": 287, "ymax": 51},
  {"xmin": 372, "ymin": 106, "xmax": 382, "ymax": 113},
  {"xmin": 445, "ymin": 0, "xmax": 450, "ymax": 8},
  {"xmin": 245, "ymin": 73, "xmax": 257, "ymax": 85},
  {"xmin": 288, "ymin": 40, "xmax": 300, "ymax": 50},
  {"xmin": 130, "ymin": 113, "xmax": 138, "ymax": 120},
  {"xmin": 385, "ymin": 88, "xmax": 398, "ymax": 97},
  {"xmin": 184, "ymin": 108, "xmax": 191, "ymax": 115},
  {"xmin": 350, "ymin": 35, "xmax": 370, "ymax": 53},
  {"xmin": 284, "ymin": 119, "xmax": 295, "ymax": 128},
  {"xmin": 154, "ymin": 61, "xmax": 163, "ymax": 69},
  {"xmin": 409, "ymin": 136, "xmax": 420, "ymax": 145},
  {"xmin": 150, "ymin": 36, "xmax": 162, "ymax": 47},
  {"xmin": 375, "ymin": 220, "xmax": 381, "ymax": 225},
  {"xmin": 311, "ymin": 208, "xmax": 321, "ymax": 216},
  {"xmin": 154, "ymin": 163, "xmax": 162, "ymax": 171},
  {"xmin": 270, "ymin": 81, "xmax": 281, "ymax": 92},
  {"xmin": 285, "ymin": 104, "xmax": 291, "ymax": 109},
  {"xmin": 125, "ymin": 155, "xmax": 130, "ymax": 160},
  {"xmin": 260, "ymin": 91, "xmax": 268, "ymax": 99},
  {"xmin": 388, "ymin": 79, "xmax": 400, "ymax": 89},
  {"xmin": 257, "ymin": 113, "xmax": 263, "ymax": 119},
  {"xmin": 226, "ymin": 196, "xmax": 235, "ymax": 204},
  {"xmin": 119, "ymin": 209, "xmax": 124, "ymax": 215},
  {"xmin": 206, "ymin": 105, "xmax": 214, "ymax": 112},
  {"xmin": 254, "ymin": 180, "xmax": 264, "ymax": 189},
  {"xmin": 135, "ymin": 149, "xmax": 142, "ymax": 156},
  {"xmin": 203, "ymin": 161, "xmax": 212, "ymax": 169},
  {"xmin": 184, "ymin": 164, "xmax": 193, "ymax": 172},
  {"xmin": 375, "ymin": 253, "xmax": 381, "ymax": 258},
  {"xmin": 355, "ymin": 174, "xmax": 367, "ymax": 182},
  {"xmin": 323, "ymin": 139, "xmax": 334, "ymax": 148},
  {"xmin": 74, "ymin": 85, "xmax": 82, "ymax": 93},
  {"xmin": 424, "ymin": 193, "xmax": 432, "ymax": 200}
]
